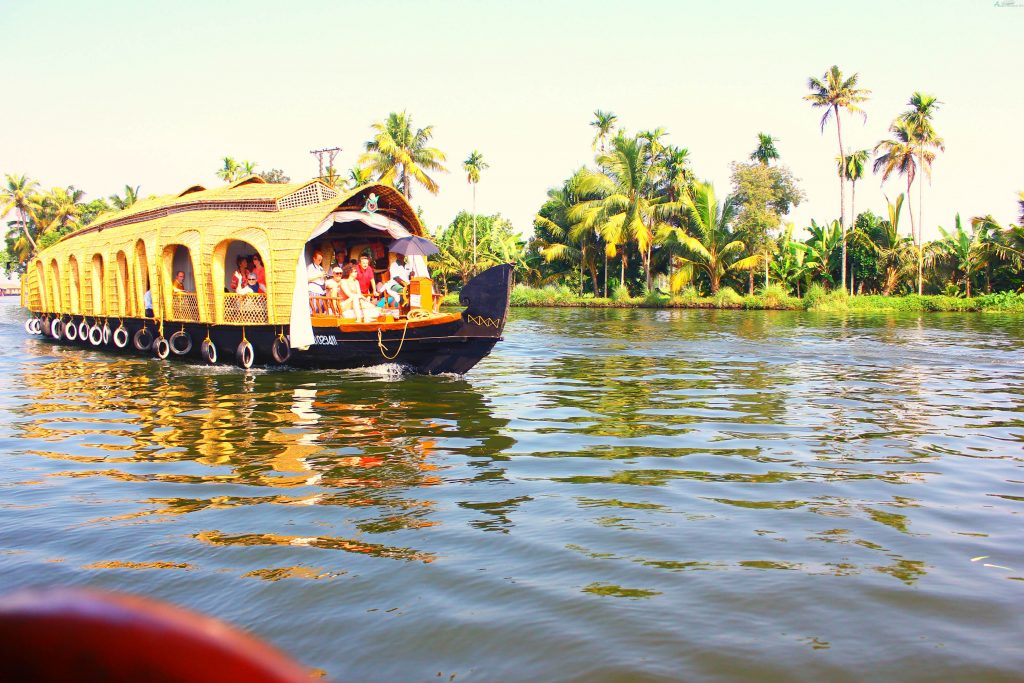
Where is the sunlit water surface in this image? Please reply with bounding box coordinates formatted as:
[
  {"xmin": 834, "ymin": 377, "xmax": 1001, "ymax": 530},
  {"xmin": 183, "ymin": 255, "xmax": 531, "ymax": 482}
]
[{"xmin": 1, "ymin": 299, "xmax": 1023, "ymax": 682}]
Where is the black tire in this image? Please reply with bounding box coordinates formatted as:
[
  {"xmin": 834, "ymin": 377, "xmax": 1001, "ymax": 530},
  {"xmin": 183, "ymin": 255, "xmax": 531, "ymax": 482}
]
[
  {"xmin": 133, "ymin": 327, "xmax": 153, "ymax": 352},
  {"xmin": 65, "ymin": 319, "xmax": 79, "ymax": 341},
  {"xmin": 271, "ymin": 335, "xmax": 291, "ymax": 364},
  {"xmin": 113, "ymin": 326, "xmax": 129, "ymax": 348},
  {"xmin": 51, "ymin": 318, "xmax": 64, "ymax": 340},
  {"xmin": 78, "ymin": 320, "xmax": 89, "ymax": 340},
  {"xmin": 101, "ymin": 323, "xmax": 111, "ymax": 345},
  {"xmin": 41, "ymin": 317, "xmax": 51, "ymax": 337},
  {"xmin": 236, "ymin": 340, "xmax": 254, "ymax": 369},
  {"xmin": 153, "ymin": 336, "xmax": 170, "ymax": 360},
  {"xmin": 88, "ymin": 324, "xmax": 103, "ymax": 346},
  {"xmin": 201, "ymin": 339, "xmax": 218, "ymax": 364},
  {"xmin": 169, "ymin": 330, "xmax": 193, "ymax": 356}
]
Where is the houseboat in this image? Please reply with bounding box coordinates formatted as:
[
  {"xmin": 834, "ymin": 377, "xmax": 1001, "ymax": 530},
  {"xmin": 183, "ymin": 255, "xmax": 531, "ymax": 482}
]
[{"xmin": 19, "ymin": 177, "xmax": 512, "ymax": 374}]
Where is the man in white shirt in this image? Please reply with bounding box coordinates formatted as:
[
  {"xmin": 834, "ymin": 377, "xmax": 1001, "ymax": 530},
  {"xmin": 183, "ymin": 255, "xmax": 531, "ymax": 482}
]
[{"xmin": 389, "ymin": 255, "xmax": 411, "ymax": 290}]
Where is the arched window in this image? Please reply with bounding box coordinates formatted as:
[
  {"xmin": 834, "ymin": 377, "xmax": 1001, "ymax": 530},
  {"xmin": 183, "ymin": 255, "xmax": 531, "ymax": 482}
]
[
  {"xmin": 116, "ymin": 251, "xmax": 131, "ymax": 317},
  {"xmin": 162, "ymin": 244, "xmax": 200, "ymax": 322},
  {"xmin": 48, "ymin": 259, "xmax": 62, "ymax": 312},
  {"xmin": 133, "ymin": 240, "xmax": 150, "ymax": 317},
  {"xmin": 68, "ymin": 255, "xmax": 81, "ymax": 314},
  {"xmin": 212, "ymin": 239, "xmax": 268, "ymax": 324},
  {"xmin": 91, "ymin": 254, "xmax": 105, "ymax": 316}
]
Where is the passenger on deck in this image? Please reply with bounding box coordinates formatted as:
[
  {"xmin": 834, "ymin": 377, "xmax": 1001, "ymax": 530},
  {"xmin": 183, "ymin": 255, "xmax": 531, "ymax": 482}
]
[
  {"xmin": 340, "ymin": 264, "xmax": 377, "ymax": 323},
  {"xmin": 389, "ymin": 254, "xmax": 411, "ymax": 290},
  {"xmin": 144, "ymin": 288, "xmax": 153, "ymax": 318},
  {"xmin": 172, "ymin": 270, "xmax": 187, "ymax": 291},
  {"xmin": 237, "ymin": 272, "xmax": 265, "ymax": 294},
  {"xmin": 324, "ymin": 266, "xmax": 344, "ymax": 314},
  {"xmin": 355, "ymin": 254, "xmax": 376, "ymax": 298},
  {"xmin": 251, "ymin": 254, "xmax": 266, "ymax": 287},
  {"xmin": 230, "ymin": 256, "xmax": 250, "ymax": 292},
  {"xmin": 307, "ymin": 250, "xmax": 326, "ymax": 312},
  {"xmin": 329, "ymin": 240, "xmax": 347, "ymax": 270}
]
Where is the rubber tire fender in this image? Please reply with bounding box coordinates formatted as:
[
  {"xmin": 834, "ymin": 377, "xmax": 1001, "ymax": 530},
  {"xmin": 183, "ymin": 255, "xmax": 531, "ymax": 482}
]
[
  {"xmin": 78, "ymin": 320, "xmax": 89, "ymax": 341},
  {"xmin": 200, "ymin": 339, "xmax": 218, "ymax": 364},
  {"xmin": 65, "ymin": 319, "xmax": 79, "ymax": 341},
  {"xmin": 271, "ymin": 335, "xmax": 291, "ymax": 364},
  {"xmin": 169, "ymin": 330, "xmax": 193, "ymax": 356},
  {"xmin": 24, "ymin": 318, "xmax": 36, "ymax": 335},
  {"xmin": 31, "ymin": 318, "xmax": 42, "ymax": 334},
  {"xmin": 153, "ymin": 336, "xmax": 170, "ymax": 360},
  {"xmin": 51, "ymin": 318, "xmax": 64, "ymax": 340},
  {"xmin": 88, "ymin": 324, "xmax": 103, "ymax": 346},
  {"xmin": 113, "ymin": 326, "xmax": 129, "ymax": 348},
  {"xmin": 101, "ymin": 323, "xmax": 112, "ymax": 345},
  {"xmin": 236, "ymin": 340, "xmax": 254, "ymax": 369},
  {"xmin": 133, "ymin": 327, "xmax": 154, "ymax": 352}
]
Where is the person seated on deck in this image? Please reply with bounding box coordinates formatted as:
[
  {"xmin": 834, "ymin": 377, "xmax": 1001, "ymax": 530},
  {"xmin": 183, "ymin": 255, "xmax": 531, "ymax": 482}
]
[
  {"xmin": 355, "ymin": 254, "xmax": 376, "ymax": 299},
  {"xmin": 307, "ymin": 250, "xmax": 326, "ymax": 312},
  {"xmin": 237, "ymin": 272, "xmax": 265, "ymax": 294},
  {"xmin": 339, "ymin": 264, "xmax": 378, "ymax": 323},
  {"xmin": 172, "ymin": 270, "xmax": 189, "ymax": 292},
  {"xmin": 230, "ymin": 256, "xmax": 250, "ymax": 292},
  {"xmin": 329, "ymin": 240, "xmax": 347, "ymax": 271},
  {"xmin": 376, "ymin": 282, "xmax": 401, "ymax": 314},
  {"xmin": 389, "ymin": 254, "xmax": 411, "ymax": 290},
  {"xmin": 324, "ymin": 266, "xmax": 344, "ymax": 315}
]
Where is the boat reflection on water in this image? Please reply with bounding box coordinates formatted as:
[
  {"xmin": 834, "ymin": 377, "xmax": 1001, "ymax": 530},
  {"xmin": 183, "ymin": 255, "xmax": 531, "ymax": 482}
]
[{"xmin": 12, "ymin": 348, "xmax": 513, "ymax": 563}]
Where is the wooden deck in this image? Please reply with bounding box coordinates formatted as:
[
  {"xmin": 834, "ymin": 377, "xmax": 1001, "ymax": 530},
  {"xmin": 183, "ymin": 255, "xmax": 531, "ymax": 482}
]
[{"xmin": 309, "ymin": 312, "xmax": 461, "ymax": 333}]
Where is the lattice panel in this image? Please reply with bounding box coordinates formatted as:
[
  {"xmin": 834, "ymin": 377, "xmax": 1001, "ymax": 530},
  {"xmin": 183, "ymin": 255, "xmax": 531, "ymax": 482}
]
[
  {"xmin": 171, "ymin": 291, "xmax": 201, "ymax": 322},
  {"xmin": 223, "ymin": 293, "xmax": 268, "ymax": 324},
  {"xmin": 277, "ymin": 183, "xmax": 336, "ymax": 210},
  {"xmin": 26, "ymin": 274, "xmax": 41, "ymax": 310}
]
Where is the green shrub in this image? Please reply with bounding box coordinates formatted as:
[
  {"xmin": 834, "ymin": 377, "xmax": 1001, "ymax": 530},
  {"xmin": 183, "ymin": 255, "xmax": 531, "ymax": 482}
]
[
  {"xmin": 804, "ymin": 283, "xmax": 848, "ymax": 312},
  {"xmin": 611, "ymin": 285, "xmax": 632, "ymax": 303},
  {"xmin": 711, "ymin": 286, "xmax": 743, "ymax": 308}
]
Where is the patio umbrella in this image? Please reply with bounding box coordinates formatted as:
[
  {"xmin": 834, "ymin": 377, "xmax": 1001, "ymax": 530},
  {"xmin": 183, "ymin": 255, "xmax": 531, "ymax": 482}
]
[{"xmin": 388, "ymin": 236, "xmax": 440, "ymax": 258}]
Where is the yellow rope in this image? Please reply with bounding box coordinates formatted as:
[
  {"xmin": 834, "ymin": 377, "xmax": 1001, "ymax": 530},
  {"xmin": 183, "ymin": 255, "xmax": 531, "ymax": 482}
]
[{"xmin": 377, "ymin": 318, "xmax": 411, "ymax": 360}]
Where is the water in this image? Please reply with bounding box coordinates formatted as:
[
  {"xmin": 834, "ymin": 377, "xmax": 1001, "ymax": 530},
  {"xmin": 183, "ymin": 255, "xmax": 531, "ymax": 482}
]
[{"xmin": 2, "ymin": 298, "xmax": 1023, "ymax": 682}]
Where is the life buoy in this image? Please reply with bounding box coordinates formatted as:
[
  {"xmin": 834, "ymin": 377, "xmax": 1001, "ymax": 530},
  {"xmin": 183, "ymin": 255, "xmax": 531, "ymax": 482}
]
[
  {"xmin": 271, "ymin": 335, "xmax": 290, "ymax": 364},
  {"xmin": 88, "ymin": 324, "xmax": 103, "ymax": 346},
  {"xmin": 102, "ymin": 323, "xmax": 112, "ymax": 345},
  {"xmin": 65, "ymin": 319, "xmax": 79, "ymax": 341},
  {"xmin": 236, "ymin": 340, "xmax": 254, "ymax": 369},
  {"xmin": 153, "ymin": 336, "xmax": 170, "ymax": 360},
  {"xmin": 113, "ymin": 326, "xmax": 129, "ymax": 348},
  {"xmin": 133, "ymin": 327, "xmax": 153, "ymax": 352},
  {"xmin": 41, "ymin": 317, "xmax": 51, "ymax": 336},
  {"xmin": 169, "ymin": 330, "xmax": 192, "ymax": 355},
  {"xmin": 78, "ymin": 320, "xmax": 89, "ymax": 340},
  {"xmin": 51, "ymin": 318, "xmax": 64, "ymax": 340},
  {"xmin": 201, "ymin": 339, "xmax": 218, "ymax": 364}
]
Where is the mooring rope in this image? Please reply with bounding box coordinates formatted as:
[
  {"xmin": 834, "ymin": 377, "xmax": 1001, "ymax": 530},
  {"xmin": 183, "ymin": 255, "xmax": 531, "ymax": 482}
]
[{"xmin": 377, "ymin": 318, "xmax": 412, "ymax": 360}]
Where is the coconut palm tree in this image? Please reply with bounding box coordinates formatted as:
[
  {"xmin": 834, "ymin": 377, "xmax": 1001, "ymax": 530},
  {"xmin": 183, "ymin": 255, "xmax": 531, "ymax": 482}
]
[
  {"xmin": 109, "ymin": 185, "xmax": 141, "ymax": 211},
  {"xmin": 239, "ymin": 160, "xmax": 258, "ymax": 176},
  {"xmin": 851, "ymin": 194, "xmax": 915, "ymax": 295},
  {"xmin": 43, "ymin": 186, "xmax": 84, "ymax": 233},
  {"xmin": 770, "ymin": 223, "xmax": 809, "ymax": 296},
  {"xmin": 657, "ymin": 181, "xmax": 757, "ymax": 294},
  {"xmin": 535, "ymin": 170, "xmax": 602, "ymax": 294},
  {"xmin": 463, "ymin": 150, "xmax": 489, "ymax": 267},
  {"xmin": 837, "ymin": 149, "xmax": 870, "ymax": 293},
  {"xmin": 216, "ymin": 157, "xmax": 240, "ymax": 183},
  {"xmin": 360, "ymin": 111, "xmax": 448, "ymax": 200},
  {"xmin": 805, "ymin": 65, "xmax": 871, "ymax": 292},
  {"xmin": 1, "ymin": 174, "xmax": 42, "ymax": 252},
  {"xmin": 874, "ymin": 119, "xmax": 932, "ymax": 293},
  {"xmin": 572, "ymin": 133, "xmax": 674, "ymax": 292},
  {"xmin": 661, "ymin": 145, "xmax": 692, "ymax": 202},
  {"xmin": 590, "ymin": 110, "xmax": 618, "ymax": 153},
  {"xmin": 899, "ymin": 92, "xmax": 944, "ymax": 295},
  {"xmin": 750, "ymin": 133, "xmax": 780, "ymax": 166},
  {"xmin": 346, "ymin": 166, "xmax": 373, "ymax": 189}
]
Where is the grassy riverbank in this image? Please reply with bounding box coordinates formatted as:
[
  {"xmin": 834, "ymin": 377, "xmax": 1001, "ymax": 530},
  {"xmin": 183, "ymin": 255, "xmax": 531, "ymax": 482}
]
[{"xmin": 444, "ymin": 284, "xmax": 1024, "ymax": 313}]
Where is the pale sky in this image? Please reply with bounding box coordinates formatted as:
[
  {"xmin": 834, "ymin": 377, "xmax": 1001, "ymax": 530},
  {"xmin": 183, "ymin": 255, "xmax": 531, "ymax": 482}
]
[{"xmin": 2, "ymin": 0, "xmax": 1021, "ymax": 241}]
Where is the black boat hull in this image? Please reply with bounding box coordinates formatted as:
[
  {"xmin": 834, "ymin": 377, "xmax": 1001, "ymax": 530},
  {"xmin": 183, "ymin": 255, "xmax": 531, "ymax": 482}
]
[{"xmin": 24, "ymin": 264, "xmax": 514, "ymax": 375}]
